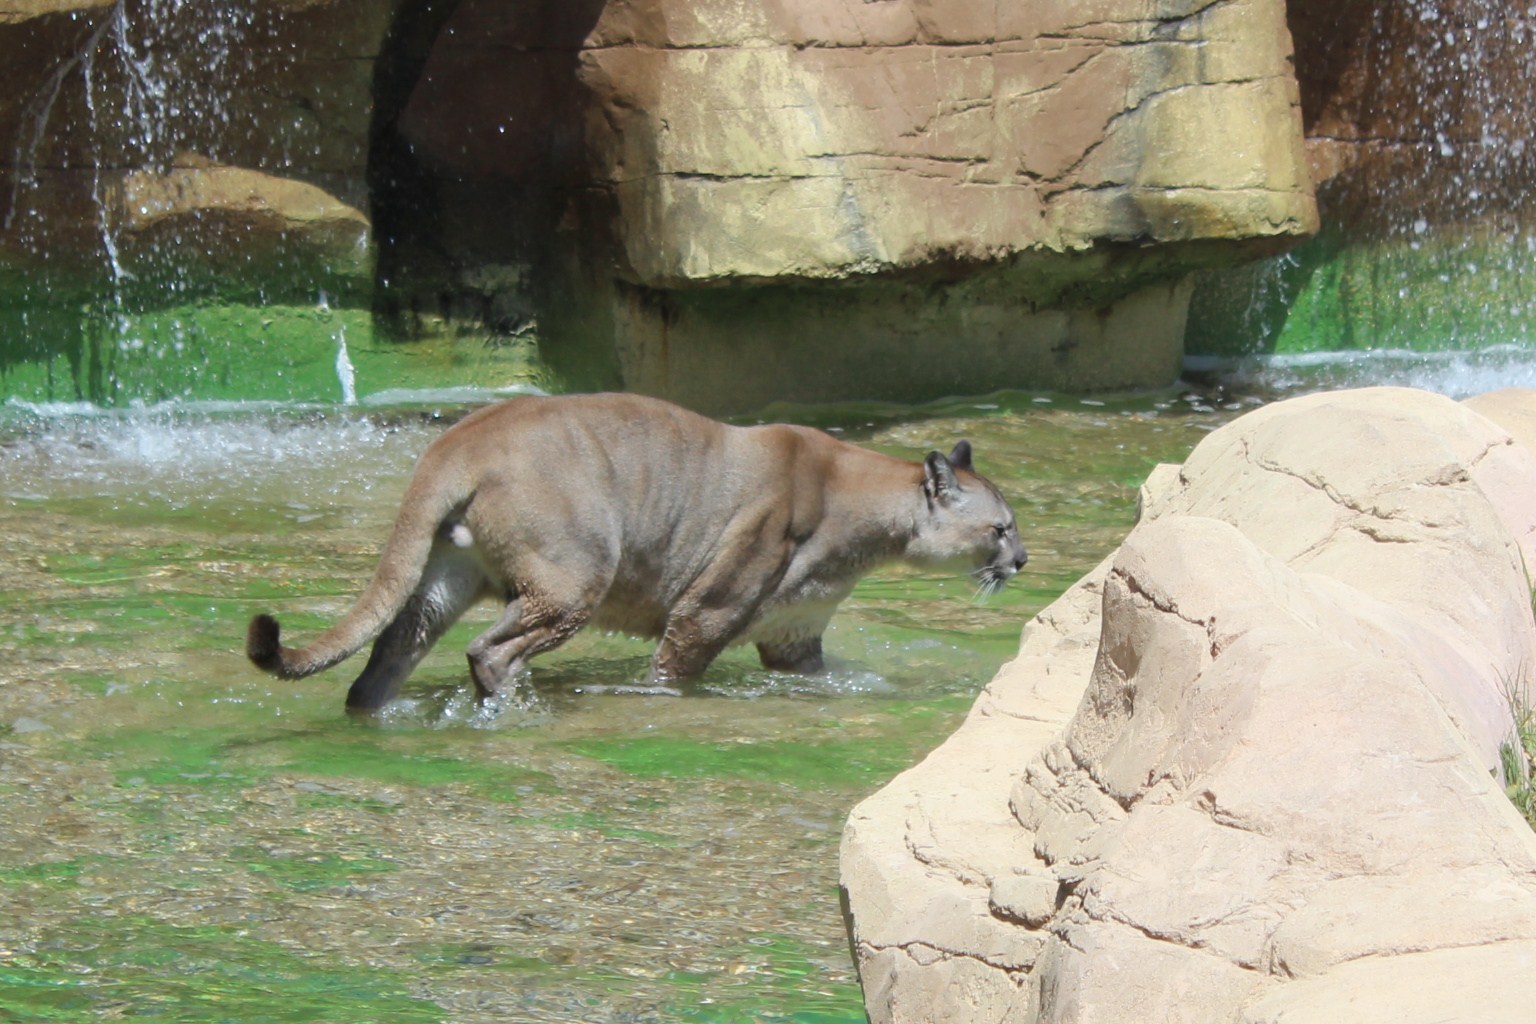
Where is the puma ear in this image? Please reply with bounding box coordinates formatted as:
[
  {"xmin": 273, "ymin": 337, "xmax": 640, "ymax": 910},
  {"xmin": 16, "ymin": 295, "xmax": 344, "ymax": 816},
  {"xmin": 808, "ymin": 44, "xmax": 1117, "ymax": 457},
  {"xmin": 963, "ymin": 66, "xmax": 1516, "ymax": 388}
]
[
  {"xmin": 948, "ymin": 440, "xmax": 973, "ymax": 472},
  {"xmin": 923, "ymin": 450, "xmax": 959, "ymax": 500}
]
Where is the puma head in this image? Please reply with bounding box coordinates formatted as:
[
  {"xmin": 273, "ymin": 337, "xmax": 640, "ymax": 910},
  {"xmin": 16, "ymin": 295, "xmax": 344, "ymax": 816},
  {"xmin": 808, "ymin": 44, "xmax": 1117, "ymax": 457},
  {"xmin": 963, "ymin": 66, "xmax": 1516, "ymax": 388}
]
[{"xmin": 912, "ymin": 441, "xmax": 1027, "ymax": 594}]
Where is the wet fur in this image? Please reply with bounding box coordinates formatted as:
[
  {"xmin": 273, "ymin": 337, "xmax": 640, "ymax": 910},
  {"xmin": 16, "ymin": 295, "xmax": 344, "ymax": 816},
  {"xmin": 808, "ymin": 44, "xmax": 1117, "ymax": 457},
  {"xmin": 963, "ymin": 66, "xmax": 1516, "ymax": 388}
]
[{"xmin": 246, "ymin": 393, "xmax": 1028, "ymax": 711}]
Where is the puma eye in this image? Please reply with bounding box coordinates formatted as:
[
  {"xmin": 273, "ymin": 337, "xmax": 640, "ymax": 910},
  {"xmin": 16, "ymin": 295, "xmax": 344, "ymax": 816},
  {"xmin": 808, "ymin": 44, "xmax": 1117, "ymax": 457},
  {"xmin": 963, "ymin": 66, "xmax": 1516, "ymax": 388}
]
[{"xmin": 991, "ymin": 524, "xmax": 1008, "ymax": 537}]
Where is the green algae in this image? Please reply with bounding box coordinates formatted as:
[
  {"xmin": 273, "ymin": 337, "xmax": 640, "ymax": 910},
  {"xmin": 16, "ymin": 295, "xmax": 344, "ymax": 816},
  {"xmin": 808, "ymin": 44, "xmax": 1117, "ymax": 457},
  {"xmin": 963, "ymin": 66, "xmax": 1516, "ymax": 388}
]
[
  {"xmin": 659, "ymin": 934, "xmax": 866, "ymax": 1024},
  {"xmin": 0, "ymin": 857, "xmax": 117, "ymax": 889},
  {"xmin": 93, "ymin": 724, "xmax": 552, "ymax": 802},
  {"xmin": 0, "ymin": 301, "xmax": 544, "ymax": 407},
  {"xmin": 236, "ymin": 846, "xmax": 399, "ymax": 893},
  {"xmin": 1187, "ymin": 226, "xmax": 1536, "ymax": 358},
  {"xmin": 561, "ymin": 734, "xmax": 918, "ymax": 792},
  {"xmin": 0, "ymin": 917, "xmax": 444, "ymax": 1023},
  {"xmin": 106, "ymin": 730, "xmax": 253, "ymax": 790},
  {"xmin": 535, "ymin": 810, "xmax": 683, "ymax": 846}
]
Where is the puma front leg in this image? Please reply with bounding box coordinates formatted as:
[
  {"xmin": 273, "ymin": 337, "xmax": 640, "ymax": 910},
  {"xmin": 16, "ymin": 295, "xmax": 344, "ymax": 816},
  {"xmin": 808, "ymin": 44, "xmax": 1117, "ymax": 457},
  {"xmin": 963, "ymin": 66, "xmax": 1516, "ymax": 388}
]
[
  {"xmin": 651, "ymin": 543, "xmax": 792, "ymax": 682},
  {"xmin": 650, "ymin": 613, "xmax": 740, "ymax": 682}
]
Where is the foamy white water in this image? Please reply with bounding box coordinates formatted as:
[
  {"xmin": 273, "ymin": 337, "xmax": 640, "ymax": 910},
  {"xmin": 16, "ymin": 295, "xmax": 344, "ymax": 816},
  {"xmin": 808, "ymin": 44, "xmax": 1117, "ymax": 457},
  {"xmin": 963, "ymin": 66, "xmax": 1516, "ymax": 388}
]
[
  {"xmin": 1186, "ymin": 345, "xmax": 1536, "ymax": 401},
  {"xmin": 0, "ymin": 400, "xmax": 430, "ymax": 509}
]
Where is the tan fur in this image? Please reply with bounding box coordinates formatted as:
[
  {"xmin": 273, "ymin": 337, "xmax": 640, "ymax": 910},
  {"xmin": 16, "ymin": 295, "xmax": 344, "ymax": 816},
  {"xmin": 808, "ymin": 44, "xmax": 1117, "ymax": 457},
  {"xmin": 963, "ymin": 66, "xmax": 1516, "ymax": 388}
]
[{"xmin": 246, "ymin": 393, "xmax": 1027, "ymax": 711}]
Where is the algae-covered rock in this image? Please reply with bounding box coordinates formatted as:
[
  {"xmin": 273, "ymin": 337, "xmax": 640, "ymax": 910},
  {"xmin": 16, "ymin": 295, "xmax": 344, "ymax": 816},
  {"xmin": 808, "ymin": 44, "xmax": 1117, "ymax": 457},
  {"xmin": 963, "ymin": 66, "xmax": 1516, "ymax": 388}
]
[{"xmin": 1188, "ymin": 0, "xmax": 1536, "ymax": 358}]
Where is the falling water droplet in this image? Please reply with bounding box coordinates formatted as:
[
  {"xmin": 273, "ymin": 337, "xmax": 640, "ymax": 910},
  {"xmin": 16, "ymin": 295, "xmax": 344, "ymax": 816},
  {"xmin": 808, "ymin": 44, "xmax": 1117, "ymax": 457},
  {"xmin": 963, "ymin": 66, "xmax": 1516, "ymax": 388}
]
[{"xmin": 335, "ymin": 325, "xmax": 357, "ymax": 406}]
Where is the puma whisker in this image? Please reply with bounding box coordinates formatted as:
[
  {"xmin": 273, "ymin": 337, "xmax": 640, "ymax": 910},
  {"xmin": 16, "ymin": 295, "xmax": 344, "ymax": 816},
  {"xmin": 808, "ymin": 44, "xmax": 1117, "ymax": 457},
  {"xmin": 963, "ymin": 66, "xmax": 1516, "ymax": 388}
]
[
  {"xmin": 245, "ymin": 393, "xmax": 1028, "ymax": 712},
  {"xmin": 971, "ymin": 564, "xmax": 1011, "ymax": 602}
]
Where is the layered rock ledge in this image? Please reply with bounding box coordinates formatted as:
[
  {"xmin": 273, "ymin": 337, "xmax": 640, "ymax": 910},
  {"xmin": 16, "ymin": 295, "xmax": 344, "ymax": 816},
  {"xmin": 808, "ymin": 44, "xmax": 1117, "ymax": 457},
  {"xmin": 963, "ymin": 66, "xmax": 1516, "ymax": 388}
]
[
  {"xmin": 841, "ymin": 387, "xmax": 1536, "ymax": 1022},
  {"xmin": 550, "ymin": 0, "xmax": 1318, "ymax": 409}
]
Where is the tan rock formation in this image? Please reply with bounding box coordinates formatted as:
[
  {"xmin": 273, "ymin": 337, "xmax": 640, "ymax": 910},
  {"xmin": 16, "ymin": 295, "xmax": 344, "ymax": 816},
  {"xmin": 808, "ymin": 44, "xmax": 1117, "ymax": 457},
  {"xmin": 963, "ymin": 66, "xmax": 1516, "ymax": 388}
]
[
  {"xmin": 0, "ymin": 0, "xmax": 111, "ymax": 23},
  {"xmin": 109, "ymin": 158, "xmax": 370, "ymax": 284},
  {"xmin": 545, "ymin": 0, "xmax": 1318, "ymax": 409},
  {"xmin": 577, "ymin": 0, "xmax": 1314, "ymax": 285},
  {"xmin": 842, "ymin": 387, "xmax": 1536, "ymax": 1023}
]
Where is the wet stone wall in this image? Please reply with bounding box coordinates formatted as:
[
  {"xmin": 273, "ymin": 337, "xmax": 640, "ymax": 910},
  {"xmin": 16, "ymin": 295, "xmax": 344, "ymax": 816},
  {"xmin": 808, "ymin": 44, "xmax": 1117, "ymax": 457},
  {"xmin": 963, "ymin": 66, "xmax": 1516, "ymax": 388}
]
[{"xmin": 0, "ymin": 0, "xmax": 1322, "ymax": 410}]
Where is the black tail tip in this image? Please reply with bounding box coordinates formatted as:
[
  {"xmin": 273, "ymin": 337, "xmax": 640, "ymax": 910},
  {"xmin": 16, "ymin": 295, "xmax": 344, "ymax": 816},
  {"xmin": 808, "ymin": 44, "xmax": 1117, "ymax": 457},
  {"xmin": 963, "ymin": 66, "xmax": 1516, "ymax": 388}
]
[{"xmin": 247, "ymin": 614, "xmax": 283, "ymax": 672}]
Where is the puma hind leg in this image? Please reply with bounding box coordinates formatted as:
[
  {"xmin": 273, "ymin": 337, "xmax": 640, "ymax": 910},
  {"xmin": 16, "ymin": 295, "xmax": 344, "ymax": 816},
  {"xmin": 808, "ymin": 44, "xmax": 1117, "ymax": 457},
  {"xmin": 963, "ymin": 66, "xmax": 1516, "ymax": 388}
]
[
  {"xmin": 465, "ymin": 577, "xmax": 605, "ymax": 700},
  {"xmin": 345, "ymin": 539, "xmax": 488, "ymax": 713}
]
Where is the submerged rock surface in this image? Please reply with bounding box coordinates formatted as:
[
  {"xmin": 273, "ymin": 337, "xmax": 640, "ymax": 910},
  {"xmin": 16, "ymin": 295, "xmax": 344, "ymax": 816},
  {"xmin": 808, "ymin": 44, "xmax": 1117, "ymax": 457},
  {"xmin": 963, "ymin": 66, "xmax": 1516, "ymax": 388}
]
[{"xmin": 841, "ymin": 386, "xmax": 1536, "ymax": 1022}]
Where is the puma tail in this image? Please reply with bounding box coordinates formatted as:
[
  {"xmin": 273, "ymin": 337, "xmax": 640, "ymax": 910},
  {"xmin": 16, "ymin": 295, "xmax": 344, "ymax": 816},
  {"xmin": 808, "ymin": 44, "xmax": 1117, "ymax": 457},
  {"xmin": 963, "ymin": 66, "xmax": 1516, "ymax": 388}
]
[{"xmin": 247, "ymin": 472, "xmax": 467, "ymax": 679}]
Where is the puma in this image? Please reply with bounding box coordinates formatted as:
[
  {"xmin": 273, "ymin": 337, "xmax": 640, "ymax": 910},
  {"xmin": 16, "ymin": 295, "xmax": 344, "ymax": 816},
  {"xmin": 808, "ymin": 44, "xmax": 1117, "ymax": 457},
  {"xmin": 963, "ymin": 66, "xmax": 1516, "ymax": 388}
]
[{"xmin": 247, "ymin": 392, "xmax": 1027, "ymax": 711}]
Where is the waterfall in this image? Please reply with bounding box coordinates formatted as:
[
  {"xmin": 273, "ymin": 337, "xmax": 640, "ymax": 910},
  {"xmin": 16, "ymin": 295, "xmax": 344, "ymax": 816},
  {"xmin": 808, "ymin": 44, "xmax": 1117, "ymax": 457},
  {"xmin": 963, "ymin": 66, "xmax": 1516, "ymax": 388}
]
[
  {"xmin": 1190, "ymin": 0, "xmax": 1536, "ymax": 395},
  {"xmin": 334, "ymin": 327, "xmax": 358, "ymax": 406}
]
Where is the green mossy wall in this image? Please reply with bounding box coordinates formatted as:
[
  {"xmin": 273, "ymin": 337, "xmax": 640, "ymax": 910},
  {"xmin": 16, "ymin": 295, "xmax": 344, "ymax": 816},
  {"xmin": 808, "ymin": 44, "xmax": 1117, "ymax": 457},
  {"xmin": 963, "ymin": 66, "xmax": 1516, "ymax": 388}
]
[
  {"xmin": 1186, "ymin": 226, "xmax": 1536, "ymax": 358},
  {"xmin": 0, "ymin": 300, "xmax": 544, "ymax": 407}
]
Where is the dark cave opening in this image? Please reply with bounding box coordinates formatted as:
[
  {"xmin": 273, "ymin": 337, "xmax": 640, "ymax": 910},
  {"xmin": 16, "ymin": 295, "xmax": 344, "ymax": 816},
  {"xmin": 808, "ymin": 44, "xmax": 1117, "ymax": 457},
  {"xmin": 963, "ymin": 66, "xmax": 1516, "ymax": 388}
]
[{"xmin": 367, "ymin": 0, "xmax": 606, "ymax": 342}]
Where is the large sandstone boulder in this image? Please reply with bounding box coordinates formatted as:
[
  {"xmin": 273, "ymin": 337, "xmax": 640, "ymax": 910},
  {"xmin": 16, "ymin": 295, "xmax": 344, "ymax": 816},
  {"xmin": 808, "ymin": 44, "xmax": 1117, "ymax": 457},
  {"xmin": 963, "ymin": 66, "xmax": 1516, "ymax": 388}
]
[
  {"xmin": 842, "ymin": 387, "xmax": 1536, "ymax": 1023},
  {"xmin": 542, "ymin": 0, "xmax": 1317, "ymax": 409}
]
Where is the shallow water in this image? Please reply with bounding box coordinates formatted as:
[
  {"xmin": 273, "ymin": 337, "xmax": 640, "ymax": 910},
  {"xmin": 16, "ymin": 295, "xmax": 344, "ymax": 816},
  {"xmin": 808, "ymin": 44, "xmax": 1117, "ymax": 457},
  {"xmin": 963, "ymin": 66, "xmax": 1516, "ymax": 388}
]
[{"xmin": 0, "ymin": 369, "xmax": 1431, "ymax": 1021}]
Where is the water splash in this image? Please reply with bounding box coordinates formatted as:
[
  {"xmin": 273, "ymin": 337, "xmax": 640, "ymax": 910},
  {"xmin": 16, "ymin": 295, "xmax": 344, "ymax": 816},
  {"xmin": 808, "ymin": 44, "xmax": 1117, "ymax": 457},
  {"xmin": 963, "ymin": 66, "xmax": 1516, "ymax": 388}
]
[
  {"xmin": 2, "ymin": 0, "xmax": 265, "ymax": 404},
  {"xmin": 6, "ymin": 18, "xmax": 112, "ymax": 232},
  {"xmin": 79, "ymin": 15, "xmax": 132, "ymax": 343},
  {"xmin": 335, "ymin": 324, "xmax": 358, "ymax": 405},
  {"xmin": 0, "ymin": 399, "xmax": 431, "ymax": 512},
  {"xmin": 1186, "ymin": 345, "xmax": 1536, "ymax": 402},
  {"xmin": 9, "ymin": 0, "xmax": 257, "ymax": 238}
]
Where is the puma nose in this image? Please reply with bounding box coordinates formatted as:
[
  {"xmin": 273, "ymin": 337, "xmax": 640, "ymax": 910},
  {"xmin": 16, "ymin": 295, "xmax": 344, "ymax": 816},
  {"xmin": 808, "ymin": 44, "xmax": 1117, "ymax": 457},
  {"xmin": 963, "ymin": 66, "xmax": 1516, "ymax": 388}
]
[{"xmin": 1014, "ymin": 550, "xmax": 1028, "ymax": 571}]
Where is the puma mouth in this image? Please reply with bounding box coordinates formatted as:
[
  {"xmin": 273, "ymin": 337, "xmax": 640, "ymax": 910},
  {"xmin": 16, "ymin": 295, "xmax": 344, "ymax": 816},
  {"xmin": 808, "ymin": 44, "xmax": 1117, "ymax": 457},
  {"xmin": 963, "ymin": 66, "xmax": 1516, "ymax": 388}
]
[{"xmin": 971, "ymin": 564, "xmax": 1014, "ymax": 600}]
